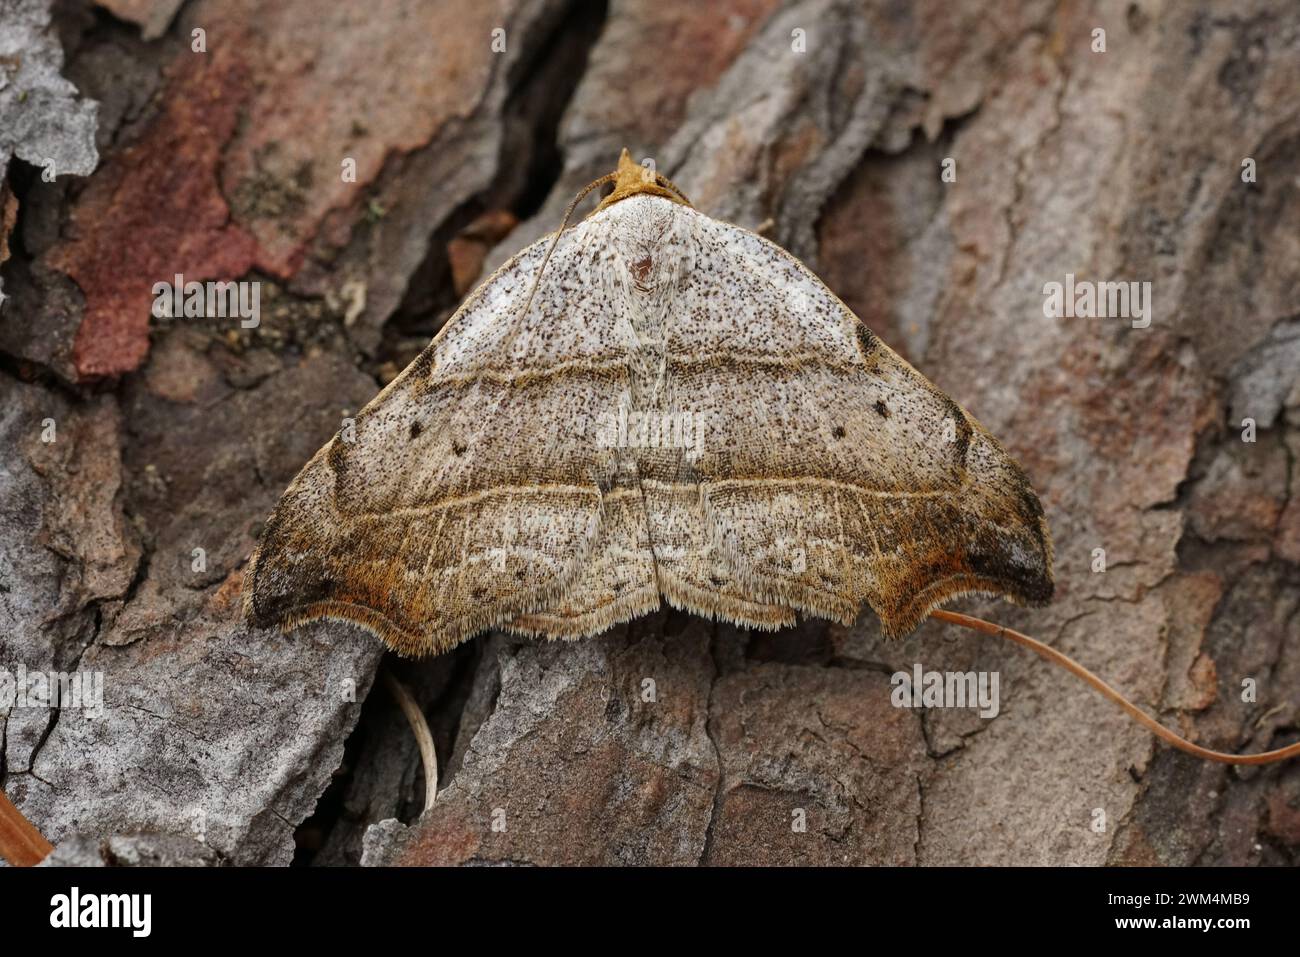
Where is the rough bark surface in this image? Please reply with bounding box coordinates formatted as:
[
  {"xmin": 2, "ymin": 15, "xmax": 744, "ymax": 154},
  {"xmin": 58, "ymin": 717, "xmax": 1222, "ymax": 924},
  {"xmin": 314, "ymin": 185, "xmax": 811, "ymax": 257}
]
[{"xmin": 0, "ymin": 0, "xmax": 1296, "ymax": 866}]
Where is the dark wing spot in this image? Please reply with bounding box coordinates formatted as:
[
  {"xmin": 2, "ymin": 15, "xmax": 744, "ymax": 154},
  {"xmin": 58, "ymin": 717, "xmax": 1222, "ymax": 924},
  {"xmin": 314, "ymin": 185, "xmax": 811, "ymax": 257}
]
[
  {"xmin": 832, "ymin": 425, "xmax": 846, "ymax": 439},
  {"xmin": 854, "ymin": 323, "xmax": 880, "ymax": 365},
  {"xmin": 452, "ymin": 440, "xmax": 467, "ymax": 456},
  {"xmin": 874, "ymin": 399, "xmax": 890, "ymax": 418},
  {"xmin": 937, "ymin": 394, "xmax": 972, "ymax": 466},
  {"xmin": 409, "ymin": 421, "xmax": 422, "ymax": 439},
  {"xmin": 327, "ymin": 438, "xmax": 349, "ymax": 476},
  {"xmin": 408, "ymin": 348, "xmax": 435, "ymax": 380}
]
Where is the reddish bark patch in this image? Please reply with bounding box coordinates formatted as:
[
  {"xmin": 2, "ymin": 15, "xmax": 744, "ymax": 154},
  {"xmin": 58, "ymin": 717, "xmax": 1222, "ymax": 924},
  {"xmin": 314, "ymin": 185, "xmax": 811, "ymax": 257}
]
[
  {"xmin": 0, "ymin": 184, "xmax": 17, "ymax": 268},
  {"xmin": 49, "ymin": 49, "xmax": 260, "ymax": 380},
  {"xmin": 447, "ymin": 209, "xmax": 519, "ymax": 296},
  {"xmin": 1265, "ymin": 788, "xmax": 1300, "ymax": 847}
]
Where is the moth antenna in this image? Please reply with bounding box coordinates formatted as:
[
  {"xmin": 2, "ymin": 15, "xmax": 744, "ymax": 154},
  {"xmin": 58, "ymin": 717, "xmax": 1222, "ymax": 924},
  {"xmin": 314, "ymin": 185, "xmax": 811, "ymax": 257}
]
[
  {"xmin": 381, "ymin": 668, "xmax": 439, "ymax": 813},
  {"xmin": 931, "ymin": 610, "xmax": 1300, "ymax": 766},
  {"xmin": 513, "ymin": 171, "xmax": 618, "ymax": 330},
  {"xmin": 654, "ymin": 172, "xmax": 691, "ymax": 207}
]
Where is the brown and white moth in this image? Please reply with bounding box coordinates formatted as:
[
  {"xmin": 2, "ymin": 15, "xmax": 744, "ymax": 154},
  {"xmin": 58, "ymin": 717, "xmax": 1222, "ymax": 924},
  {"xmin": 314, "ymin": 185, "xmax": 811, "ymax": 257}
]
[{"xmin": 244, "ymin": 150, "xmax": 1053, "ymax": 657}]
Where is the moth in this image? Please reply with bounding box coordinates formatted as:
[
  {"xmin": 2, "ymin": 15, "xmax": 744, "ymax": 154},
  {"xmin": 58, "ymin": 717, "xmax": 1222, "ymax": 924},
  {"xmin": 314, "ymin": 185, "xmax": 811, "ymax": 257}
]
[{"xmin": 244, "ymin": 150, "xmax": 1054, "ymax": 657}]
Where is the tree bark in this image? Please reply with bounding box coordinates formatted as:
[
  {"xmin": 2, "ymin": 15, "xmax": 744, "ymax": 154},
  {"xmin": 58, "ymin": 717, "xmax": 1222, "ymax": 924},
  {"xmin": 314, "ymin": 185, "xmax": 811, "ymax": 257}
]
[{"xmin": 1, "ymin": 0, "xmax": 1296, "ymax": 866}]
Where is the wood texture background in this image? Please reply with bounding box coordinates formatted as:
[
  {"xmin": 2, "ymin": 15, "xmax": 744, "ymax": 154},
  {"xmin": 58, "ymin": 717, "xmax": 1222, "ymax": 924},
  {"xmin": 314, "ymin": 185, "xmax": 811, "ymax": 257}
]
[{"xmin": 1, "ymin": 0, "xmax": 1296, "ymax": 865}]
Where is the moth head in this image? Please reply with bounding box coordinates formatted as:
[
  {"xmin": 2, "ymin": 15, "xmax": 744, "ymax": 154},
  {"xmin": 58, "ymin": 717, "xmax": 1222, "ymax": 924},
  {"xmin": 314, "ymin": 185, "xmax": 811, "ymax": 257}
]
[{"xmin": 592, "ymin": 148, "xmax": 693, "ymax": 215}]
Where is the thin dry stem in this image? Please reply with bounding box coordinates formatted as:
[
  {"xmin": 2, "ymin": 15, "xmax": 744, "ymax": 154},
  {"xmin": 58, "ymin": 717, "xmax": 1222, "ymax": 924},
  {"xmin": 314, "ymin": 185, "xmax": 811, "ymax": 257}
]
[
  {"xmin": 381, "ymin": 669, "xmax": 439, "ymax": 813},
  {"xmin": 931, "ymin": 609, "xmax": 1300, "ymax": 766}
]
